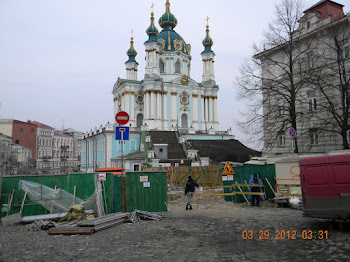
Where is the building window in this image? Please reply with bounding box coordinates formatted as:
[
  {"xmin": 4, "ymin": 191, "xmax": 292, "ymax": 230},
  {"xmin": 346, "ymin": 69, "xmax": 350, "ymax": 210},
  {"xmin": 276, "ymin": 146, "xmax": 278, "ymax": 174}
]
[
  {"xmin": 309, "ymin": 129, "xmax": 318, "ymax": 145},
  {"xmin": 159, "ymin": 60, "xmax": 165, "ymax": 73},
  {"xmin": 344, "ymin": 39, "xmax": 349, "ymax": 59},
  {"xmin": 306, "ymin": 21, "xmax": 310, "ymax": 29},
  {"xmin": 175, "ymin": 61, "xmax": 181, "ymax": 74},
  {"xmin": 15, "ymin": 139, "xmax": 19, "ymax": 144},
  {"xmin": 307, "ymin": 51, "xmax": 314, "ymax": 70},
  {"xmin": 134, "ymin": 165, "xmax": 140, "ymax": 171},
  {"xmin": 278, "ymin": 131, "xmax": 286, "ymax": 146},
  {"xmin": 278, "ymin": 99, "xmax": 285, "ymax": 116},
  {"xmin": 20, "ymin": 128, "xmax": 24, "ymax": 133},
  {"xmin": 307, "ymin": 91, "xmax": 317, "ymax": 111}
]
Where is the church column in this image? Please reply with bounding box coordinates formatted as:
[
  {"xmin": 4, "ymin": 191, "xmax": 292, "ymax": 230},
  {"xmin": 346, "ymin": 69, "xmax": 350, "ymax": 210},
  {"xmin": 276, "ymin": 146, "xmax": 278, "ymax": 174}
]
[
  {"xmin": 162, "ymin": 92, "xmax": 168, "ymax": 128},
  {"xmin": 209, "ymin": 96, "xmax": 214, "ymax": 124},
  {"xmin": 156, "ymin": 91, "xmax": 161, "ymax": 119},
  {"xmin": 213, "ymin": 96, "xmax": 218, "ymax": 123},
  {"xmin": 130, "ymin": 92, "xmax": 135, "ymax": 124},
  {"xmin": 193, "ymin": 94, "xmax": 198, "ymax": 129},
  {"xmin": 205, "ymin": 96, "xmax": 210, "ymax": 125},
  {"xmin": 171, "ymin": 92, "xmax": 177, "ymax": 124},
  {"xmin": 125, "ymin": 92, "xmax": 130, "ymax": 115},
  {"xmin": 144, "ymin": 91, "xmax": 149, "ymax": 119},
  {"xmin": 201, "ymin": 95, "xmax": 205, "ymax": 126},
  {"xmin": 151, "ymin": 91, "xmax": 156, "ymax": 119}
]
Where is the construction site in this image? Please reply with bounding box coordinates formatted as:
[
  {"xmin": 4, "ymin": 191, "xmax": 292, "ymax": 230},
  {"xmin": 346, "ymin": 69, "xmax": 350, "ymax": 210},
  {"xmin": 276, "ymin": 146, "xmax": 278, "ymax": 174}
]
[{"xmin": 0, "ymin": 159, "xmax": 350, "ymax": 262}]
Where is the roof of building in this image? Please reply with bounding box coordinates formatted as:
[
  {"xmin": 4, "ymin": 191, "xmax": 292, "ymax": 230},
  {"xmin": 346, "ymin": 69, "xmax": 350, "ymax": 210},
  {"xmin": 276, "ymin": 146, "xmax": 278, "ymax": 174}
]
[
  {"xmin": 188, "ymin": 139, "xmax": 261, "ymax": 164},
  {"xmin": 112, "ymin": 150, "xmax": 145, "ymax": 160},
  {"xmin": 29, "ymin": 121, "xmax": 53, "ymax": 129},
  {"xmin": 304, "ymin": 0, "xmax": 344, "ymax": 13},
  {"xmin": 304, "ymin": 0, "xmax": 345, "ymax": 21},
  {"xmin": 54, "ymin": 130, "xmax": 71, "ymax": 137}
]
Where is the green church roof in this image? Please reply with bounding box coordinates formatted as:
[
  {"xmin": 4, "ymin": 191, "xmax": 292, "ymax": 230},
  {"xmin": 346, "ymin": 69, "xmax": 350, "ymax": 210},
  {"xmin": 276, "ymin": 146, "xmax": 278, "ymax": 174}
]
[
  {"xmin": 201, "ymin": 24, "xmax": 214, "ymax": 54},
  {"xmin": 146, "ymin": 11, "xmax": 159, "ymax": 42},
  {"xmin": 126, "ymin": 37, "xmax": 138, "ymax": 63},
  {"xmin": 158, "ymin": 0, "xmax": 178, "ymax": 30}
]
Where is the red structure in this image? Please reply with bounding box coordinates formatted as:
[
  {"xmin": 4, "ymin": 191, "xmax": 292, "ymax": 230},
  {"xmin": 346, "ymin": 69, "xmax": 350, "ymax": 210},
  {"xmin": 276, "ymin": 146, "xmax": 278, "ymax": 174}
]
[{"xmin": 304, "ymin": 0, "xmax": 345, "ymax": 21}]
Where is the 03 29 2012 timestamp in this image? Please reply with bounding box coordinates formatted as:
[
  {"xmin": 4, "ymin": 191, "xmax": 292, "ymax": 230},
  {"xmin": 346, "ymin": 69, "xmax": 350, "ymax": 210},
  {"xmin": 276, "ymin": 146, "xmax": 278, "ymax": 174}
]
[{"xmin": 242, "ymin": 230, "xmax": 329, "ymax": 240}]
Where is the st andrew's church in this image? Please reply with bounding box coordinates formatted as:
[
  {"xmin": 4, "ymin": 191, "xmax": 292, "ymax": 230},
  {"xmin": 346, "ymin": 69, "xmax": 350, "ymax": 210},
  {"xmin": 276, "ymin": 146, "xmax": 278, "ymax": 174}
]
[
  {"xmin": 81, "ymin": 0, "xmax": 259, "ymax": 172},
  {"xmin": 113, "ymin": 0, "xmax": 218, "ymax": 132}
]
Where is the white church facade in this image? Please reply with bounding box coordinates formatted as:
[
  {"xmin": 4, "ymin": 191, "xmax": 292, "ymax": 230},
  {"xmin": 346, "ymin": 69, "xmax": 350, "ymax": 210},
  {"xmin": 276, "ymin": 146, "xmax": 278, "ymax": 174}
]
[
  {"xmin": 81, "ymin": 0, "xmax": 241, "ymax": 172},
  {"xmin": 113, "ymin": 0, "xmax": 219, "ymax": 132}
]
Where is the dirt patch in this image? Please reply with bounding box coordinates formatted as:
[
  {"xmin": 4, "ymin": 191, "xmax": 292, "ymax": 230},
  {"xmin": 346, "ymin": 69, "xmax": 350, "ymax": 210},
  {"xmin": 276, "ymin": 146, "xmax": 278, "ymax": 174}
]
[{"xmin": 1, "ymin": 193, "xmax": 349, "ymax": 262}]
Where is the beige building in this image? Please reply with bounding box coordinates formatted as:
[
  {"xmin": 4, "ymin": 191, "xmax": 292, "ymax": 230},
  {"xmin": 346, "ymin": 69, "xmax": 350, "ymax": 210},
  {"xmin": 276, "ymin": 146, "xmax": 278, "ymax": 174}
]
[{"xmin": 256, "ymin": 0, "xmax": 350, "ymax": 155}]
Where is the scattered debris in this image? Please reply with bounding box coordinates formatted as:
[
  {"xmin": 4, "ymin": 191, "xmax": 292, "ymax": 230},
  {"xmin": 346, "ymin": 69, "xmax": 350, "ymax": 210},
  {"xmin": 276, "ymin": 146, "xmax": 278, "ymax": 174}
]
[
  {"xmin": 48, "ymin": 227, "xmax": 95, "ymax": 235},
  {"xmin": 78, "ymin": 213, "xmax": 129, "ymax": 231},
  {"xmin": 59, "ymin": 205, "xmax": 95, "ymax": 223}
]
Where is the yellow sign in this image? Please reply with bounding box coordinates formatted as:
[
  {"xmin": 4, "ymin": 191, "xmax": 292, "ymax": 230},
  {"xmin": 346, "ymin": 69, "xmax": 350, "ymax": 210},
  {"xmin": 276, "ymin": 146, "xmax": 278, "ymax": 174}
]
[{"xmin": 222, "ymin": 161, "xmax": 235, "ymax": 175}]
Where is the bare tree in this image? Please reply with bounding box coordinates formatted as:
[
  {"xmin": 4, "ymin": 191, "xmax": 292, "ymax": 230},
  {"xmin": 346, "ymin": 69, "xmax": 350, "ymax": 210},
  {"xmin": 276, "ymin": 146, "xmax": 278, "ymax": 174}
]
[
  {"xmin": 309, "ymin": 18, "xmax": 350, "ymax": 149},
  {"xmin": 235, "ymin": 0, "xmax": 314, "ymax": 154}
]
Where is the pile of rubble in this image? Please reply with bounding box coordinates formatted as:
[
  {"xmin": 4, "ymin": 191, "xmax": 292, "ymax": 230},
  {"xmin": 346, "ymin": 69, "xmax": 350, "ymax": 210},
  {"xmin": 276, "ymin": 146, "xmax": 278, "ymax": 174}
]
[{"xmin": 23, "ymin": 208, "xmax": 162, "ymax": 235}]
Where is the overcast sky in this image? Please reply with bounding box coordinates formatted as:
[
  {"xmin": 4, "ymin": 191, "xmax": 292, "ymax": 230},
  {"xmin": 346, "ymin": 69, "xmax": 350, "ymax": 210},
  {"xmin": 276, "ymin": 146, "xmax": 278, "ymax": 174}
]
[{"xmin": 0, "ymin": 0, "xmax": 348, "ymax": 149}]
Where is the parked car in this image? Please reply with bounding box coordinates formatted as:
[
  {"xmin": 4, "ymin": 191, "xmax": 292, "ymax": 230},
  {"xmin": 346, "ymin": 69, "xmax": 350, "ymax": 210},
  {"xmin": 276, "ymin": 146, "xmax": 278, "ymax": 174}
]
[{"xmin": 300, "ymin": 153, "xmax": 350, "ymax": 220}]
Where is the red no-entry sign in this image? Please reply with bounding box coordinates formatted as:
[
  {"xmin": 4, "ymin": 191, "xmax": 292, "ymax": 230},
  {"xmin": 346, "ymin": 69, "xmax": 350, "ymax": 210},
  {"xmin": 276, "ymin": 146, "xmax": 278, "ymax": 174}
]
[{"xmin": 115, "ymin": 111, "xmax": 129, "ymax": 125}]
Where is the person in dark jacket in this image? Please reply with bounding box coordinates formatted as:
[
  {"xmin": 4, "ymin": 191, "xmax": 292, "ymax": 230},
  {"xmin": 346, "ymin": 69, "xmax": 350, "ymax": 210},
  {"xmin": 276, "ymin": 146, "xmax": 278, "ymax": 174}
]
[
  {"xmin": 251, "ymin": 174, "xmax": 261, "ymax": 206},
  {"xmin": 185, "ymin": 176, "xmax": 199, "ymax": 210}
]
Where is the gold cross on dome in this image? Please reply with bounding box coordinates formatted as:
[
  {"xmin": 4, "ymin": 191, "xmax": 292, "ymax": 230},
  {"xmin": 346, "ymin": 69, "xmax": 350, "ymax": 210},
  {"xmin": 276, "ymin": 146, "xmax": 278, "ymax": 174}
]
[
  {"xmin": 206, "ymin": 16, "xmax": 210, "ymax": 26},
  {"xmin": 131, "ymin": 29, "xmax": 133, "ymax": 38},
  {"xmin": 151, "ymin": 3, "xmax": 154, "ymax": 12}
]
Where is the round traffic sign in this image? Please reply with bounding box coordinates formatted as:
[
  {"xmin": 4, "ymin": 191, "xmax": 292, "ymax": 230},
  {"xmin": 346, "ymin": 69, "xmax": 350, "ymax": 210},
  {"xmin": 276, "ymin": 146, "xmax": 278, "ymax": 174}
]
[
  {"xmin": 115, "ymin": 111, "xmax": 129, "ymax": 125},
  {"xmin": 288, "ymin": 127, "xmax": 296, "ymax": 138}
]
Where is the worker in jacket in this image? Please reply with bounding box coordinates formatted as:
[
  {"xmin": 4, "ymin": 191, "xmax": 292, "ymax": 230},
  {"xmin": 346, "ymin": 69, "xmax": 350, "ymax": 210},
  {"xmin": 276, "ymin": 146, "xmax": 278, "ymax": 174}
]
[{"xmin": 184, "ymin": 176, "xmax": 199, "ymax": 210}]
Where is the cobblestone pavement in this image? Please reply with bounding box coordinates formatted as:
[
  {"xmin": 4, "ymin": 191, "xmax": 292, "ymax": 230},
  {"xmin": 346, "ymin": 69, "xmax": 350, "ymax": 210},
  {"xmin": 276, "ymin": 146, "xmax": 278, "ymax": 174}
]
[{"xmin": 1, "ymin": 193, "xmax": 349, "ymax": 262}]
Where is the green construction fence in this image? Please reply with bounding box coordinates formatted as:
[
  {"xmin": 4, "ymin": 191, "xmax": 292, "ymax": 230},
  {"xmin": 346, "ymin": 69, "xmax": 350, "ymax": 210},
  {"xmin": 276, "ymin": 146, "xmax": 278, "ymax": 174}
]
[
  {"xmin": 223, "ymin": 164, "xmax": 276, "ymax": 204},
  {"xmin": 0, "ymin": 173, "xmax": 117, "ymax": 219}
]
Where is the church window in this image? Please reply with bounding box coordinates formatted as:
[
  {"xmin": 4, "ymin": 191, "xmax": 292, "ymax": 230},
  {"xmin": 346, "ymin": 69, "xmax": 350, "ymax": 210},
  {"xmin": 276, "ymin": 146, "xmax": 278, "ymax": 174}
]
[
  {"xmin": 181, "ymin": 96, "xmax": 188, "ymax": 104},
  {"xmin": 181, "ymin": 114, "xmax": 188, "ymax": 128},
  {"xmin": 175, "ymin": 61, "xmax": 181, "ymax": 74},
  {"xmin": 160, "ymin": 60, "xmax": 165, "ymax": 73},
  {"xmin": 137, "ymin": 95, "xmax": 144, "ymax": 103},
  {"xmin": 137, "ymin": 113, "xmax": 143, "ymax": 128}
]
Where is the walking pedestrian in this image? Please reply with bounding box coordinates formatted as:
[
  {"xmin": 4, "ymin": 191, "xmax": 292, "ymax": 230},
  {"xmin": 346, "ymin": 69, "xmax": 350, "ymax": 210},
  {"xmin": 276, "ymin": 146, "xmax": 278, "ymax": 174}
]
[{"xmin": 184, "ymin": 176, "xmax": 199, "ymax": 210}]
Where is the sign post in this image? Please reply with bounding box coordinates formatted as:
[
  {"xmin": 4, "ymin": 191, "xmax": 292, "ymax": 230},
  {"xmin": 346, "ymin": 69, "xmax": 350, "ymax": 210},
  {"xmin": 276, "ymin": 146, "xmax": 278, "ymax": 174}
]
[
  {"xmin": 288, "ymin": 127, "xmax": 296, "ymax": 153},
  {"xmin": 115, "ymin": 111, "xmax": 130, "ymax": 175}
]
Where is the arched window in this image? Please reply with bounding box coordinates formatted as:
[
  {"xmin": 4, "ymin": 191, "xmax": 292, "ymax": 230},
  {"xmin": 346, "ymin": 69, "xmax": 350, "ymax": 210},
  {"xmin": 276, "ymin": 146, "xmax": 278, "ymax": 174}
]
[
  {"xmin": 159, "ymin": 60, "xmax": 165, "ymax": 73},
  {"xmin": 175, "ymin": 61, "xmax": 181, "ymax": 74},
  {"xmin": 137, "ymin": 113, "xmax": 143, "ymax": 128},
  {"xmin": 181, "ymin": 113, "xmax": 188, "ymax": 128}
]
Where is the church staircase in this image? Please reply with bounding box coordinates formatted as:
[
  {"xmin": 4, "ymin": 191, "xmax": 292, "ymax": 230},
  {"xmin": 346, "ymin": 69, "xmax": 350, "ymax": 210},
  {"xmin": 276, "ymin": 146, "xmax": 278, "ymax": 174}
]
[{"xmin": 149, "ymin": 131, "xmax": 187, "ymax": 160}]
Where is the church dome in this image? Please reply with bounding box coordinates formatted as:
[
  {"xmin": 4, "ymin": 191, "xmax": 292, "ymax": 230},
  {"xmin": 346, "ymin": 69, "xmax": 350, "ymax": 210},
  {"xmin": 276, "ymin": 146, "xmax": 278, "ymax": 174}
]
[
  {"xmin": 146, "ymin": 11, "xmax": 159, "ymax": 42},
  {"xmin": 126, "ymin": 37, "xmax": 138, "ymax": 63},
  {"xmin": 202, "ymin": 24, "xmax": 214, "ymax": 54},
  {"xmin": 158, "ymin": 0, "xmax": 178, "ymax": 30},
  {"xmin": 156, "ymin": 0, "xmax": 190, "ymax": 55}
]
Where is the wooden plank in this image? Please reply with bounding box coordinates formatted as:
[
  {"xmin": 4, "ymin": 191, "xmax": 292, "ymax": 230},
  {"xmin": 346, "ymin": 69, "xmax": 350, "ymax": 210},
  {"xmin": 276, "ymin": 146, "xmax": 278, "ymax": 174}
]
[
  {"xmin": 276, "ymin": 193, "xmax": 302, "ymax": 197},
  {"xmin": 48, "ymin": 227, "xmax": 95, "ymax": 235},
  {"xmin": 235, "ymin": 181, "xmax": 250, "ymax": 204}
]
